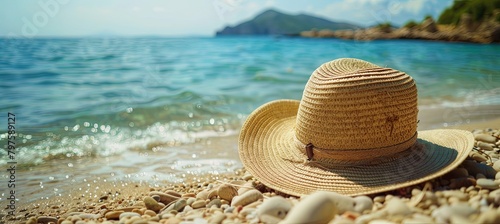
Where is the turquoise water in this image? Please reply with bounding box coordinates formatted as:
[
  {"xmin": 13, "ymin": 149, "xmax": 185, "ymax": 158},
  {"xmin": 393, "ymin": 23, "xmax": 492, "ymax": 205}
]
[{"xmin": 1, "ymin": 37, "xmax": 499, "ymax": 167}]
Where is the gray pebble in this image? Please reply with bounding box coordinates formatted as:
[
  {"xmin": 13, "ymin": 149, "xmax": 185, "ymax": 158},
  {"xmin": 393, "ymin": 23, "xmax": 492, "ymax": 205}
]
[
  {"xmin": 207, "ymin": 198, "xmax": 222, "ymax": 208},
  {"xmin": 462, "ymin": 160, "xmax": 497, "ymax": 178},
  {"xmin": 174, "ymin": 199, "xmax": 187, "ymax": 211},
  {"xmin": 224, "ymin": 206, "xmax": 235, "ymax": 213},
  {"xmin": 444, "ymin": 167, "xmax": 469, "ymax": 179},
  {"xmin": 475, "ymin": 134, "xmax": 497, "ymax": 144}
]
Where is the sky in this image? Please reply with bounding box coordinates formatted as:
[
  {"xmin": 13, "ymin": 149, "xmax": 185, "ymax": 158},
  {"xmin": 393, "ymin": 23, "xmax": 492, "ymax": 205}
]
[{"xmin": 0, "ymin": 0, "xmax": 454, "ymax": 37}]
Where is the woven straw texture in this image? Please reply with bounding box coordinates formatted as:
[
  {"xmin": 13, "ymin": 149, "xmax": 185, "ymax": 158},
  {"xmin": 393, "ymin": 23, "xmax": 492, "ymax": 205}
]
[{"xmin": 238, "ymin": 58, "xmax": 474, "ymax": 196}]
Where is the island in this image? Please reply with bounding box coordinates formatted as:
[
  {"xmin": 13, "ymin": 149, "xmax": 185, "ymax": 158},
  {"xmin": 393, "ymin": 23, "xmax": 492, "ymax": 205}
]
[
  {"xmin": 216, "ymin": 0, "xmax": 500, "ymax": 44},
  {"xmin": 215, "ymin": 9, "xmax": 361, "ymax": 36}
]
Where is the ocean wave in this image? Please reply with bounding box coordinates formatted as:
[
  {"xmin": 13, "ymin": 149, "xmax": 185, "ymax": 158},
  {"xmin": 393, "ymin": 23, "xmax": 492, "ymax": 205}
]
[{"xmin": 0, "ymin": 115, "xmax": 243, "ymax": 167}]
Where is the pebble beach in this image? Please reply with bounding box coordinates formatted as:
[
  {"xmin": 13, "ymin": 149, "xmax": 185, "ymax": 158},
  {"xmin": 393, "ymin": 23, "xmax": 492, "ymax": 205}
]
[
  {"xmin": 1, "ymin": 37, "xmax": 499, "ymax": 224},
  {"xmin": 5, "ymin": 125, "xmax": 500, "ymax": 224}
]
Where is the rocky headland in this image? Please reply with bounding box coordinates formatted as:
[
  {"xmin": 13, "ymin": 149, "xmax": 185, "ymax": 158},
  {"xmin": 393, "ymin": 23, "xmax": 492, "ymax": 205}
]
[{"xmin": 301, "ymin": 13, "xmax": 500, "ymax": 44}]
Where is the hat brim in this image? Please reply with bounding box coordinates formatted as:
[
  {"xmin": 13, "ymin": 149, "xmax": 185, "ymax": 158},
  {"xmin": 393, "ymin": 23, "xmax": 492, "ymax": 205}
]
[{"xmin": 238, "ymin": 100, "xmax": 474, "ymax": 196}]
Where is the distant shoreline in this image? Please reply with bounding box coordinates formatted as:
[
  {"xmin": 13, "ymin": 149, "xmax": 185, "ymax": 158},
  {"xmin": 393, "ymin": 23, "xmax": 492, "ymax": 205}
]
[{"xmin": 299, "ymin": 17, "xmax": 500, "ymax": 44}]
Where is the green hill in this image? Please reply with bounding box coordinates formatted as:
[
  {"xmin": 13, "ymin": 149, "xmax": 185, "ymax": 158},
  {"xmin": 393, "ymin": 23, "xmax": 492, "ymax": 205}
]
[
  {"xmin": 438, "ymin": 0, "xmax": 500, "ymax": 24},
  {"xmin": 216, "ymin": 9, "xmax": 362, "ymax": 36}
]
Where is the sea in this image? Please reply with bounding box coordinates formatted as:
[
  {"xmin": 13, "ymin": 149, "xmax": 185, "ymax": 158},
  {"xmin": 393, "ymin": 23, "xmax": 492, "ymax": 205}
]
[{"xmin": 0, "ymin": 37, "xmax": 499, "ymax": 203}]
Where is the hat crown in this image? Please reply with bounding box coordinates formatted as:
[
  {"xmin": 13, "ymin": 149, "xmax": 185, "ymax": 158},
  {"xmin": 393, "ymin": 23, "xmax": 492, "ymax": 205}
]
[{"xmin": 295, "ymin": 58, "xmax": 418, "ymax": 160}]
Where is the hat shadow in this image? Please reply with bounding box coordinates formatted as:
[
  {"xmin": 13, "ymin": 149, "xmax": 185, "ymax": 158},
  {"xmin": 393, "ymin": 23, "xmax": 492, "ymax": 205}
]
[{"xmin": 323, "ymin": 139, "xmax": 460, "ymax": 188}]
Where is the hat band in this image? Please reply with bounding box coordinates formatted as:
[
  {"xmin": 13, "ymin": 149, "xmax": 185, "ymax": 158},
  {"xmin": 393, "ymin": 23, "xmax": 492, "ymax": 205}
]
[{"xmin": 294, "ymin": 132, "xmax": 418, "ymax": 161}]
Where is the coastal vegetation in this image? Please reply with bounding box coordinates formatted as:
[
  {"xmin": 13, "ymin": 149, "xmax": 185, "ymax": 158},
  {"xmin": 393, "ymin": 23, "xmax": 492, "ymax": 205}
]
[{"xmin": 438, "ymin": 0, "xmax": 500, "ymax": 24}]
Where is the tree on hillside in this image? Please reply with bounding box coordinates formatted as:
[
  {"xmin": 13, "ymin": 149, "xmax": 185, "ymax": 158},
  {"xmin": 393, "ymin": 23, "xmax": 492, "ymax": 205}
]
[{"xmin": 438, "ymin": 0, "xmax": 500, "ymax": 24}]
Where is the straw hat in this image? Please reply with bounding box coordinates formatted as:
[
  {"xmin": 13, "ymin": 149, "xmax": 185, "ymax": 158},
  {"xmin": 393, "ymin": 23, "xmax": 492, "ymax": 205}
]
[{"xmin": 238, "ymin": 58, "xmax": 474, "ymax": 196}]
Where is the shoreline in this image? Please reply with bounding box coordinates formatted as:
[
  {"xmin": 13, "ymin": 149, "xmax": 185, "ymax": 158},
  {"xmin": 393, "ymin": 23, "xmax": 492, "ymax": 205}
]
[{"xmin": 299, "ymin": 16, "xmax": 500, "ymax": 44}]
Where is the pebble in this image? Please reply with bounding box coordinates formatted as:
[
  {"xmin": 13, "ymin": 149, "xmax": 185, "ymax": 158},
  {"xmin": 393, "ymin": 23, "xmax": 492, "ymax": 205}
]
[
  {"xmin": 329, "ymin": 192, "xmax": 356, "ymax": 213},
  {"xmin": 471, "ymin": 152, "xmax": 488, "ymax": 162},
  {"xmin": 478, "ymin": 142, "xmax": 495, "ymax": 151},
  {"xmin": 257, "ymin": 196, "xmax": 292, "ymax": 224},
  {"xmin": 144, "ymin": 196, "xmax": 163, "ymax": 212},
  {"xmin": 208, "ymin": 199, "xmax": 222, "ymax": 208},
  {"xmin": 105, "ymin": 211, "xmax": 123, "ymax": 220},
  {"xmin": 476, "ymin": 178, "xmax": 499, "ymax": 190},
  {"xmin": 119, "ymin": 212, "xmax": 140, "ymax": 219},
  {"xmin": 243, "ymin": 172, "xmax": 253, "ymax": 181},
  {"xmin": 282, "ymin": 191, "xmax": 338, "ymax": 224},
  {"xmin": 37, "ymin": 216, "xmax": 58, "ymax": 224},
  {"xmin": 443, "ymin": 167, "xmax": 469, "ymax": 179},
  {"xmin": 191, "ymin": 200, "xmax": 207, "ymax": 209},
  {"xmin": 475, "ymin": 209, "xmax": 500, "ymax": 223},
  {"xmin": 493, "ymin": 160, "xmax": 500, "ymax": 172},
  {"xmin": 183, "ymin": 205, "xmax": 193, "ymax": 213},
  {"xmin": 491, "ymin": 189, "xmax": 500, "ymax": 205},
  {"xmin": 449, "ymin": 177, "xmax": 476, "ymax": 189},
  {"xmin": 173, "ymin": 199, "xmax": 187, "ymax": 212},
  {"xmin": 218, "ymin": 183, "xmax": 238, "ymax": 202},
  {"xmin": 431, "ymin": 203, "xmax": 476, "ymax": 223},
  {"xmin": 208, "ymin": 213, "xmax": 226, "ymax": 224},
  {"xmin": 353, "ymin": 196, "xmax": 373, "ymax": 213},
  {"xmin": 373, "ymin": 196, "xmax": 385, "ymax": 203},
  {"xmin": 149, "ymin": 191, "xmax": 179, "ymax": 204},
  {"xmin": 475, "ymin": 134, "xmax": 497, "ymax": 144},
  {"xmin": 196, "ymin": 190, "xmax": 209, "ymax": 200},
  {"xmin": 476, "ymin": 173, "xmax": 486, "ymax": 179},
  {"xmin": 385, "ymin": 198, "xmax": 411, "ymax": 217},
  {"xmin": 144, "ymin": 210, "xmax": 156, "ymax": 217},
  {"xmin": 77, "ymin": 213, "xmax": 100, "ymax": 219},
  {"xmin": 237, "ymin": 182, "xmax": 254, "ymax": 195},
  {"xmin": 186, "ymin": 197, "xmax": 196, "ymax": 206},
  {"xmin": 224, "ymin": 206, "xmax": 235, "ymax": 213},
  {"xmin": 231, "ymin": 189, "xmax": 263, "ymax": 207},
  {"xmin": 401, "ymin": 214, "xmax": 433, "ymax": 224},
  {"xmin": 462, "ymin": 160, "xmax": 497, "ymax": 178}
]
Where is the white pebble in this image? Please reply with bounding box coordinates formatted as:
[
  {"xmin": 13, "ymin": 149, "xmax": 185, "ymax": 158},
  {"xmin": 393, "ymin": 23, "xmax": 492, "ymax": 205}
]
[
  {"xmin": 476, "ymin": 179, "xmax": 499, "ymax": 190},
  {"xmin": 281, "ymin": 191, "xmax": 338, "ymax": 224},
  {"xmin": 431, "ymin": 203, "xmax": 476, "ymax": 223},
  {"xmin": 353, "ymin": 196, "xmax": 373, "ymax": 213},
  {"xmin": 385, "ymin": 198, "xmax": 411, "ymax": 216},
  {"xmin": 257, "ymin": 196, "xmax": 291, "ymax": 224},
  {"xmin": 231, "ymin": 189, "xmax": 263, "ymax": 207}
]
